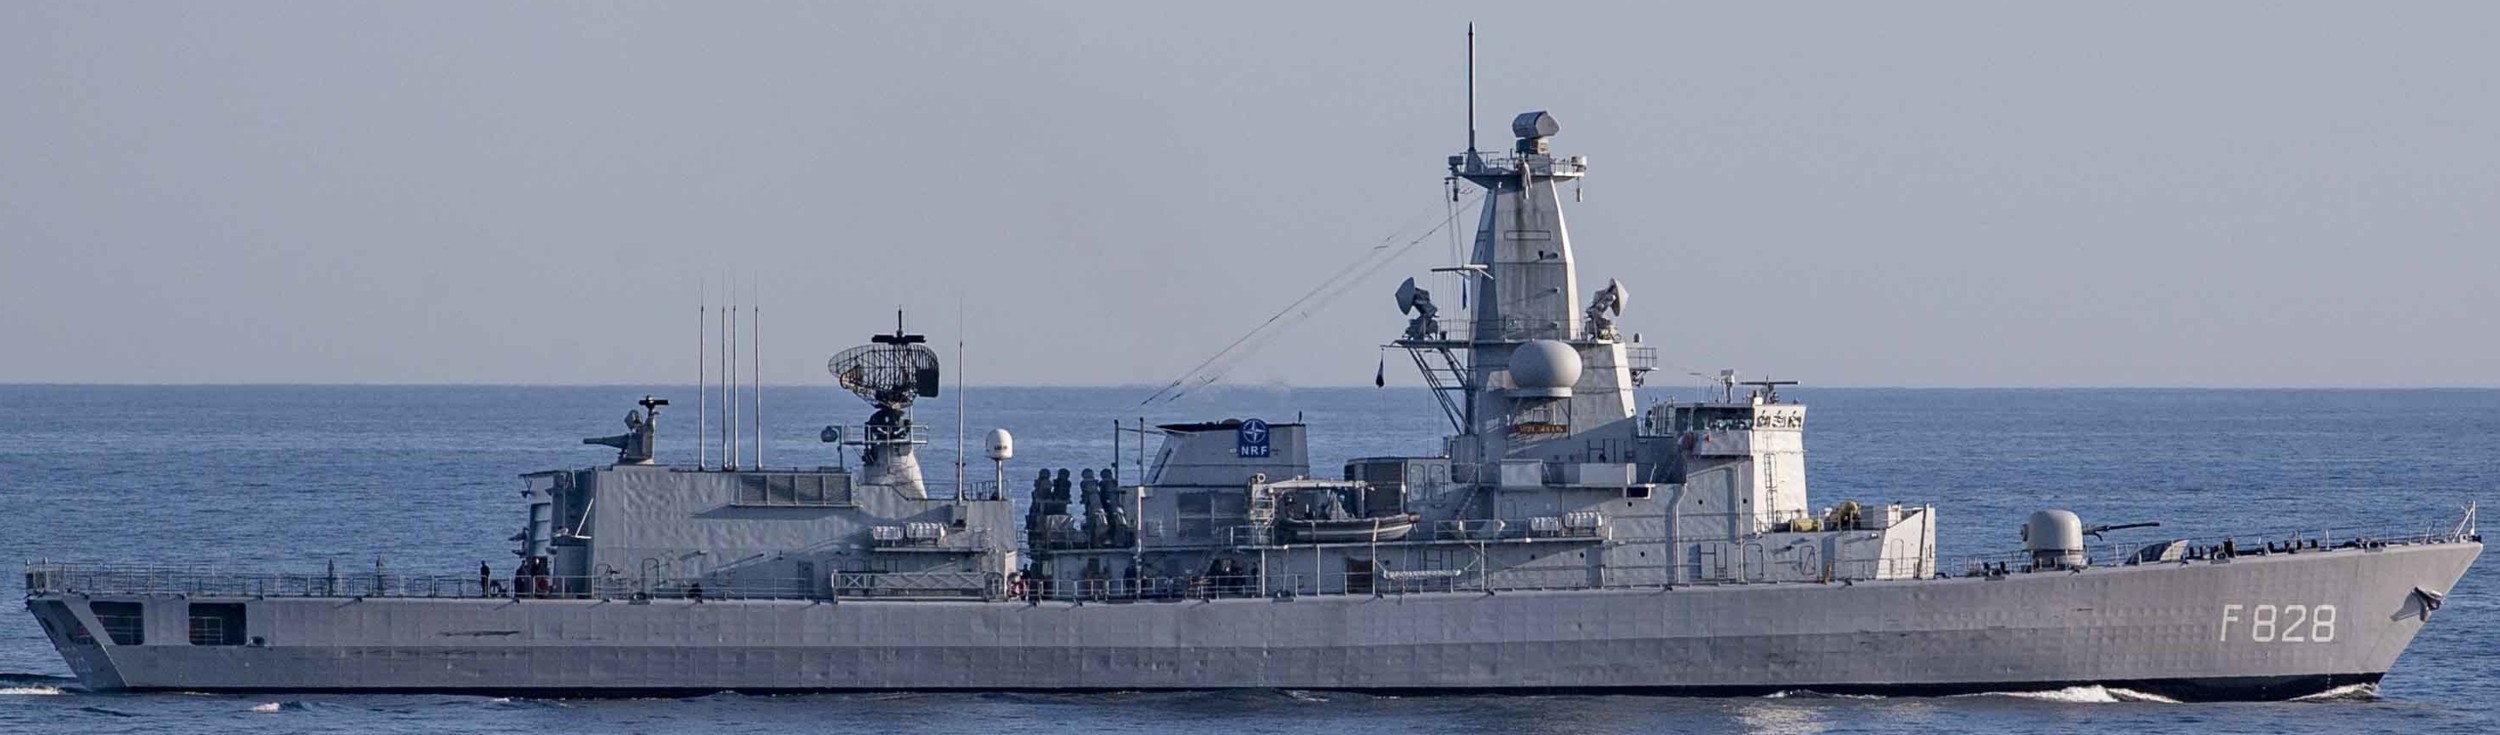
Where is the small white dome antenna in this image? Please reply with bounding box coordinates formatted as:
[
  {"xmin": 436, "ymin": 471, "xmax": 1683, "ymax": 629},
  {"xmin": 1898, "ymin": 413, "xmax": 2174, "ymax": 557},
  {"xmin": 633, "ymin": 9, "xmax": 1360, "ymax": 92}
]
[{"xmin": 985, "ymin": 428, "xmax": 1014, "ymax": 505}]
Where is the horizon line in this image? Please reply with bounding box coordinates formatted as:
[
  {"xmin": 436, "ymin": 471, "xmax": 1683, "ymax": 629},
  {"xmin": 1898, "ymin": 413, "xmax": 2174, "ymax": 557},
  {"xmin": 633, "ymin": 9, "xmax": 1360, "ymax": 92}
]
[{"xmin": 3, "ymin": 382, "xmax": 2497, "ymax": 392}]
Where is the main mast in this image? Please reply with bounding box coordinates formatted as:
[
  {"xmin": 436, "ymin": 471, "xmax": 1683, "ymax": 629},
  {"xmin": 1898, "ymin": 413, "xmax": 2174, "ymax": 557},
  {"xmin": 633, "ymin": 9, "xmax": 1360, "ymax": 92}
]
[{"xmin": 1395, "ymin": 29, "xmax": 1651, "ymax": 475}]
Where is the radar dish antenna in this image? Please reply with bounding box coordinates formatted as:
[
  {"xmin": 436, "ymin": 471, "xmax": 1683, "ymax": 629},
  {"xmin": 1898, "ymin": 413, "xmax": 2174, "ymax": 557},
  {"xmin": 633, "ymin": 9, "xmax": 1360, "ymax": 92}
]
[{"xmin": 827, "ymin": 311, "xmax": 941, "ymax": 407}]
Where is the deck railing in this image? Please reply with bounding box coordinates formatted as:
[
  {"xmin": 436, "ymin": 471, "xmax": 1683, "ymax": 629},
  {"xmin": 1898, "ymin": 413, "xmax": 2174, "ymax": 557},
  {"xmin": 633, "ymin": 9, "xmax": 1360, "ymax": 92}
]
[
  {"xmin": 18, "ymin": 566, "xmax": 876, "ymax": 602},
  {"xmin": 1957, "ymin": 506, "xmax": 2479, "ymax": 577},
  {"xmin": 1014, "ymin": 564, "xmax": 1687, "ymax": 603},
  {"xmin": 28, "ymin": 508, "xmax": 2476, "ymax": 603}
]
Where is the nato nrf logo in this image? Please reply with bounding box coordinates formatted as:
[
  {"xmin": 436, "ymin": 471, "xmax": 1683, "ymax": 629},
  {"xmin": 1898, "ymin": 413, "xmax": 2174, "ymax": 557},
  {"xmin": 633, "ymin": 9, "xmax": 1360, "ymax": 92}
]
[{"xmin": 1236, "ymin": 419, "xmax": 1271, "ymax": 458}]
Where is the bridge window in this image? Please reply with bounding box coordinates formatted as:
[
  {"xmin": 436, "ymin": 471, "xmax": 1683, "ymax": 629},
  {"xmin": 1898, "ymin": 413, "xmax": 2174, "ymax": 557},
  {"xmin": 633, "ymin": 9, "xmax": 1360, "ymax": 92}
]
[
  {"xmin": 188, "ymin": 603, "xmax": 247, "ymax": 646},
  {"xmin": 90, "ymin": 601, "xmax": 143, "ymax": 645}
]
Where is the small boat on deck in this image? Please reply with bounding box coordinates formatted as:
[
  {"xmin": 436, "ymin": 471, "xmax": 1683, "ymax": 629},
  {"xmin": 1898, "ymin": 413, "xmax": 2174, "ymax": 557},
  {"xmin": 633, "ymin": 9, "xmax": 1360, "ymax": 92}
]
[
  {"xmin": 1279, "ymin": 513, "xmax": 1422, "ymax": 543},
  {"xmin": 1266, "ymin": 479, "xmax": 1421, "ymax": 543}
]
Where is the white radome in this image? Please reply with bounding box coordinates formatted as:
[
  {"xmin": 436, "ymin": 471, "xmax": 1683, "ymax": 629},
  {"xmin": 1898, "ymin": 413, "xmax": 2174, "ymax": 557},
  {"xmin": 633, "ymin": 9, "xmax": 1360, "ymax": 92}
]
[
  {"xmin": 984, "ymin": 428, "xmax": 1014, "ymax": 461},
  {"xmin": 1508, "ymin": 339, "xmax": 1582, "ymax": 398}
]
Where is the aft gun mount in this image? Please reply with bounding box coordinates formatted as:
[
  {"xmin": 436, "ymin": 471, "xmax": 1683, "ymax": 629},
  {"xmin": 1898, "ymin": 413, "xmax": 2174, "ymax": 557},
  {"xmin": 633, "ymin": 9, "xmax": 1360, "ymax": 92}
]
[{"xmin": 584, "ymin": 396, "xmax": 669, "ymax": 465}]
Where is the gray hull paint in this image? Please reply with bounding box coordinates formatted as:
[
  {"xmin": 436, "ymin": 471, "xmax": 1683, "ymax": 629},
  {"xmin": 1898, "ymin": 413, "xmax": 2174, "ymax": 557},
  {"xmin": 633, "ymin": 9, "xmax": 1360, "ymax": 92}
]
[{"xmin": 33, "ymin": 542, "xmax": 2477, "ymax": 701}]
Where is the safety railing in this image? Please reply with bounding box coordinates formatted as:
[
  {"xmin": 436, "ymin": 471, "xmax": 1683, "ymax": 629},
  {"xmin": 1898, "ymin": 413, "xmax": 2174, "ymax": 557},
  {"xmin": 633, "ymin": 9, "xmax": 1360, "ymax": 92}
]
[
  {"xmin": 39, "ymin": 510, "xmax": 2469, "ymax": 604},
  {"xmin": 1452, "ymin": 151, "xmax": 1590, "ymax": 179},
  {"xmin": 24, "ymin": 565, "xmax": 539, "ymax": 600},
  {"xmin": 955, "ymin": 480, "xmax": 1005, "ymax": 502},
  {"xmin": 1957, "ymin": 507, "xmax": 2481, "ymax": 577},
  {"xmin": 1160, "ymin": 510, "xmax": 1819, "ymax": 550},
  {"xmin": 1011, "ymin": 563, "xmax": 1690, "ymax": 603},
  {"xmin": 830, "ymin": 423, "xmax": 929, "ymax": 447},
  {"xmin": 24, "ymin": 564, "xmax": 830, "ymax": 602},
  {"xmin": 1626, "ymin": 346, "xmax": 1659, "ymax": 373},
  {"xmin": 837, "ymin": 570, "xmax": 1001, "ymax": 600},
  {"xmin": 1394, "ymin": 317, "xmax": 1585, "ymax": 346}
]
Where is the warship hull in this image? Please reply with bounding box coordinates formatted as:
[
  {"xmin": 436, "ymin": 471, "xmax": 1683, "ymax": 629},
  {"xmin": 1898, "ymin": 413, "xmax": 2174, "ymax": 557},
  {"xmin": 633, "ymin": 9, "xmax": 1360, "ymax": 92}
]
[{"xmin": 28, "ymin": 540, "xmax": 2476, "ymax": 701}]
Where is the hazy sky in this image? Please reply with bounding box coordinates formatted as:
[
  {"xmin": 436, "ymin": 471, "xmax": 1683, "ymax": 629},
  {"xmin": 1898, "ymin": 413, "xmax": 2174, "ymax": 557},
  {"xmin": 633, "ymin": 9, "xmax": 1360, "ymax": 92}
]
[{"xmin": 5, "ymin": 2, "xmax": 2495, "ymax": 388}]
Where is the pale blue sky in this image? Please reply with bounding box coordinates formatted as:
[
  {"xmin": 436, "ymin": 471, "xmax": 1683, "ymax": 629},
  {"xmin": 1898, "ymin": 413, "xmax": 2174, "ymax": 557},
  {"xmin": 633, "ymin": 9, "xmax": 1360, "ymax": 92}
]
[{"xmin": 4, "ymin": 2, "xmax": 2494, "ymax": 387}]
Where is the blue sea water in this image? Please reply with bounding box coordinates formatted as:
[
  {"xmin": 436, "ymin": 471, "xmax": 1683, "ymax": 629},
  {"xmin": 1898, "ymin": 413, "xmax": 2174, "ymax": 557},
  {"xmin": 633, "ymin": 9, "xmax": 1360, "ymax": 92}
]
[{"xmin": 0, "ymin": 385, "xmax": 2494, "ymax": 734}]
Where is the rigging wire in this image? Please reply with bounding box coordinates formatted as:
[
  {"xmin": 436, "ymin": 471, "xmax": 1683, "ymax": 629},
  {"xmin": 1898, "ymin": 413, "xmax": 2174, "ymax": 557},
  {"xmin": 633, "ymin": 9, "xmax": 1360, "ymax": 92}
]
[{"xmin": 1140, "ymin": 191, "xmax": 1486, "ymax": 406}]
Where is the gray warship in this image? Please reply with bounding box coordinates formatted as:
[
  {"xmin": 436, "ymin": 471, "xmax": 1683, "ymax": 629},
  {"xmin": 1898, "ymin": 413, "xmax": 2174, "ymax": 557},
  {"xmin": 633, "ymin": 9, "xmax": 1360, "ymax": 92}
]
[{"xmin": 21, "ymin": 103, "xmax": 2481, "ymax": 702}]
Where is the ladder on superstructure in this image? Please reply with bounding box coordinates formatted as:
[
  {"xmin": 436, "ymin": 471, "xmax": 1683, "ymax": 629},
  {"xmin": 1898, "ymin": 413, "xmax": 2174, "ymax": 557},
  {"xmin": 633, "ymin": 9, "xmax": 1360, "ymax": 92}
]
[
  {"xmin": 1401, "ymin": 344, "xmax": 1472, "ymax": 434},
  {"xmin": 1245, "ymin": 483, "xmax": 1277, "ymax": 546}
]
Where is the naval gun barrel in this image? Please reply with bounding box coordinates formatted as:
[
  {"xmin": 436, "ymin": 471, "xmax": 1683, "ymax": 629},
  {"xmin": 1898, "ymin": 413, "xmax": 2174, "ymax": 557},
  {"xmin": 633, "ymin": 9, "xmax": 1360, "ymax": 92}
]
[{"xmin": 2084, "ymin": 521, "xmax": 2161, "ymax": 539}]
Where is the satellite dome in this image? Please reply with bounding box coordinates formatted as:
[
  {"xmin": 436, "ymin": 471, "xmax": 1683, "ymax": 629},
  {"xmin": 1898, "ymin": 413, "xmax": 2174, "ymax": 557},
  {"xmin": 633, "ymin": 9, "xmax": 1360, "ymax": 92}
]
[
  {"xmin": 985, "ymin": 429, "xmax": 1015, "ymax": 461},
  {"xmin": 1508, "ymin": 340, "xmax": 1582, "ymax": 398}
]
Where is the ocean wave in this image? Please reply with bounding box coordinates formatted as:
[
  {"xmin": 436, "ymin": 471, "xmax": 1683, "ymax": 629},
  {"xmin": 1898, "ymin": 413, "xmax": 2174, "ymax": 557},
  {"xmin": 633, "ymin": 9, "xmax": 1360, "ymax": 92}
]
[{"xmin": 79, "ymin": 705, "xmax": 139, "ymax": 717}]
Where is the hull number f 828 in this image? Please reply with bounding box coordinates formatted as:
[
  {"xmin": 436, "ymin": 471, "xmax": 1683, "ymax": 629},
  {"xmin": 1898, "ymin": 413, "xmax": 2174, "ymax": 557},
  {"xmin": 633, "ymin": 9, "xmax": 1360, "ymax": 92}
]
[{"xmin": 2219, "ymin": 604, "xmax": 2335, "ymax": 643}]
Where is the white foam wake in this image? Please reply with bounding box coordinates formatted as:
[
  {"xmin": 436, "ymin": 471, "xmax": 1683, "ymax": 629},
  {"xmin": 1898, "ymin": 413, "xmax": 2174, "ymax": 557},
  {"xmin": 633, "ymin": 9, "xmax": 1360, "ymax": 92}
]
[
  {"xmin": 1956, "ymin": 685, "xmax": 2177, "ymax": 704},
  {"xmin": 1, "ymin": 686, "xmax": 66, "ymax": 696},
  {"xmin": 1761, "ymin": 690, "xmax": 1881, "ymax": 700},
  {"xmin": 1759, "ymin": 685, "xmax": 2170, "ymax": 703},
  {"xmin": 2103, "ymin": 687, "xmax": 2183, "ymax": 704},
  {"xmin": 2290, "ymin": 682, "xmax": 2380, "ymax": 701}
]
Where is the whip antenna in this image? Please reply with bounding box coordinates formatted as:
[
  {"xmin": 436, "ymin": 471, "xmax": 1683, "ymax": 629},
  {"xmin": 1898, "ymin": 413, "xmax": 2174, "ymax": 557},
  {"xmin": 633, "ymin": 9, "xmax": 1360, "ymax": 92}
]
[
  {"xmin": 955, "ymin": 299, "xmax": 967, "ymax": 502},
  {"xmin": 719, "ymin": 280, "xmax": 732, "ymax": 470},
  {"xmin": 698, "ymin": 293, "xmax": 708, "ymax": 470},
  {"xmin": 729, "ymin": 283, "xmax": 740, "ymax": 470},
  {"xmin": 752, "ymin": 282, "xmax": 763, "ymax": 470},
  {"xmin": 1466, "ymin": 22, "xmax": 1478, "ymax": 157}
]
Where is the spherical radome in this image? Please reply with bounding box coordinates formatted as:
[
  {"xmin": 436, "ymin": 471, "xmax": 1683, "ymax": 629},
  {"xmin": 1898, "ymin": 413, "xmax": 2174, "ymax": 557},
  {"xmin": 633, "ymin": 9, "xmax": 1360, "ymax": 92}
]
[
  {"xmin": 985, "ymin": 429, "xmax": 1014, "ymax": 460},
  {"xmin": 1509, "ymin": 340, "xmax": 1582, "ymax": 397}
]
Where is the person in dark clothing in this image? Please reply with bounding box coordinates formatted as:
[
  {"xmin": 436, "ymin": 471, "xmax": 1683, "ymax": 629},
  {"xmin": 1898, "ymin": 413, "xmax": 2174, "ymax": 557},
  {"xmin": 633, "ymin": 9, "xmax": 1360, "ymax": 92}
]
[{"xmin": 478, "ymin": 562, "xmax": 492, "ymax": 598}]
